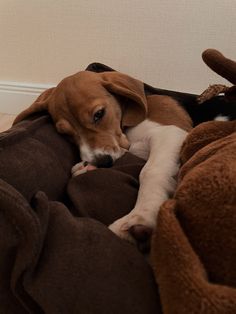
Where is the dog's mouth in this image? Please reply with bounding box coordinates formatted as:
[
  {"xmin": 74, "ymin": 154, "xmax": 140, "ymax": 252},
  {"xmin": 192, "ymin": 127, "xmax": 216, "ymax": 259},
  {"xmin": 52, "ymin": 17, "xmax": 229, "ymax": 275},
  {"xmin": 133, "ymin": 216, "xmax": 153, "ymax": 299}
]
[
  {"xmin": 92, "ymin": 154, "xmax": 114, "ymax": 168},
  {"xmin": 79, "ymin": 137, "xmax": 128, "ymax": 168},
  {"xmin": 91, "ymin": 146, "xmax": 128, "ymax": 167},
  {"xmin": 77, "ymin": 130, "xmax": 130, "ymax": 168}
]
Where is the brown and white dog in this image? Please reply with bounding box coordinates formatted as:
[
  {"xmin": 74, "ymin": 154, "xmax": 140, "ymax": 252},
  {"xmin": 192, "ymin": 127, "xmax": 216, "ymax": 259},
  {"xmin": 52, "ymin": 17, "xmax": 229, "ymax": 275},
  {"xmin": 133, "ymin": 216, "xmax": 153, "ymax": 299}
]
[{"xmin": 14, "ymin": 70, "xmax": 192, "ymax": 245}]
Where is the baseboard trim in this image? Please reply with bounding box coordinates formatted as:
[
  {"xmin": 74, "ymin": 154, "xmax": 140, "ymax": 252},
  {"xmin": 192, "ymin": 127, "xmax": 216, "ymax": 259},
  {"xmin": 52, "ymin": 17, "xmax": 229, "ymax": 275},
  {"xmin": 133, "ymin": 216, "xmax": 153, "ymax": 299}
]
[{"xmin": 0, "ymin": 81, "xmax": 54, "ymax": 114}]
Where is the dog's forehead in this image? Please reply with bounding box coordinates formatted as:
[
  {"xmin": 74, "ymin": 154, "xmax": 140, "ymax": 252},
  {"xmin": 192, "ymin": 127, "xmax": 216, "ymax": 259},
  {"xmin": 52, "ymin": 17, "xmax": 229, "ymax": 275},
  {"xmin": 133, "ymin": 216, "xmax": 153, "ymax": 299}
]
[
  {"xmin": 74, "ymin": 71, "xmax": 101, "ymax": 86},
  {"xmin": 61, "ymin": 71, "xmax": 109, "ymax": 102}
]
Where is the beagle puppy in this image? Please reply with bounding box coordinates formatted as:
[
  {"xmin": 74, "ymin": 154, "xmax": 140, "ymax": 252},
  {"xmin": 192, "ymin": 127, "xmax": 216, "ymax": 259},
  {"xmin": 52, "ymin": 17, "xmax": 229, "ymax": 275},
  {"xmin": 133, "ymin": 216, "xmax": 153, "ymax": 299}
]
[{"xmin": 14, "ymin": 70, "xmax": 192, "ymax": 245}]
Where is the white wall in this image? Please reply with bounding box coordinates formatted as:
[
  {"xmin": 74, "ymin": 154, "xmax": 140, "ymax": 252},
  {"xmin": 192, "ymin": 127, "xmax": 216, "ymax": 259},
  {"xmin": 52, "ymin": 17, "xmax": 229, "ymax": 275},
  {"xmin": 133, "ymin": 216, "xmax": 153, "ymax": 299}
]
[{"xmin": 0, "ymin": 0, "xmax": 235, "ymax": 96}]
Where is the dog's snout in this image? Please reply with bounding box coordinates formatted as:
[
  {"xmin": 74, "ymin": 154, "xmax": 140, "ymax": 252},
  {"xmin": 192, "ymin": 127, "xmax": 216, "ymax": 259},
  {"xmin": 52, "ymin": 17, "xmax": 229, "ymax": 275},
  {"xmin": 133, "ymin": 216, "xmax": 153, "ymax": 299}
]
[{"xmin": 94, "ymin": 154, "xmax": 113, "ymax": 168}]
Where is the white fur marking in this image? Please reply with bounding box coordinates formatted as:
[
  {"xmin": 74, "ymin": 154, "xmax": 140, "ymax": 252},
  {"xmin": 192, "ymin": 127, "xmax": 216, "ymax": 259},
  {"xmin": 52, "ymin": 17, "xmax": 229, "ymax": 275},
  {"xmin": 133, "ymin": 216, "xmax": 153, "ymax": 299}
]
[
  {"xmin": 109, "ymin": 119, "xmax": 188, "ymax": 243},
  {"xmin": 78, "ymin": 140, "xmax": 126, "ymax": 164},
  {"xmin": 79, "ymin": 142, "xmax": 94, "ymax": 163},
  {"xmin": 214, "ymin": 115, "xmax": 229, "ymax": 122}
]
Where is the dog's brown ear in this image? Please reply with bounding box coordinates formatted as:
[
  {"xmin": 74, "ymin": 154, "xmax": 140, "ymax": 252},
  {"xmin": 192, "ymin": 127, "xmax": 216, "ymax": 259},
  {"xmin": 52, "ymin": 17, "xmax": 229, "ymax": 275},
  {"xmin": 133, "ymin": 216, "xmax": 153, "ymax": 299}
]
[
  {"xmin": 13, "ymin": 87, "xmax": 55, "ymax": 125},
  {"xmin": 101, "ymin": 72, "xmax": 147, "ymax": 127}
]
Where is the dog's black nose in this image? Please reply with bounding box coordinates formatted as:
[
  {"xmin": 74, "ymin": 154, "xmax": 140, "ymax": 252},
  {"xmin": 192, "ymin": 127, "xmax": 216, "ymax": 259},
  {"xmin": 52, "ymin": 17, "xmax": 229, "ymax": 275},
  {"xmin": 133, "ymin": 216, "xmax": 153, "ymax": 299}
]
[{"xmin": 95, "ymin": 154, "xmax": 113, "ymax": 168}]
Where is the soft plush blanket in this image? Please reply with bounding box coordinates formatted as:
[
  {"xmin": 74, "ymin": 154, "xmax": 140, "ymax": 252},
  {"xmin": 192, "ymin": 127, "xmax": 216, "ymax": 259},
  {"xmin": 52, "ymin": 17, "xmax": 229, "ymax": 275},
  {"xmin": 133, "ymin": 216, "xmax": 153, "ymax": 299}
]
[
  {"xmin": 151, "ymin": 120, "xmax": 236, "ymax": 314},
  {"xmin": 151, "ymin": 49, "xmax": 236, "ymax": 314}
]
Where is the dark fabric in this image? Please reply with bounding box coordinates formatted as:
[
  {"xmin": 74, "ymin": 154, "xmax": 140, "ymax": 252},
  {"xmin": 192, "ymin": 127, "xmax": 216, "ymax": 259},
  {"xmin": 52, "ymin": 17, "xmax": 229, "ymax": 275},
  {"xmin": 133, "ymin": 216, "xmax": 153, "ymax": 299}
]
[
  {"xmin": 0, "ymin": 116, "xmax": 161, "ymax": 314},
  {"xmin": 0, "ymin": 115, "xmax": 79, "ymax": 202},
  {"xmin": 68, "ymin": 153, "xmax": 145, "ymax": 225}
]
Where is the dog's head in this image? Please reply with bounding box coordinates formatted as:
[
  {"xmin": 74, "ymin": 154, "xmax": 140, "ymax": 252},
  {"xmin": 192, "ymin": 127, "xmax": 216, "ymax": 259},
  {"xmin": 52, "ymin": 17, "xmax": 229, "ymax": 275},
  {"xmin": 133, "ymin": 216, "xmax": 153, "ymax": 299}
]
[{"xmin": 14, "ymin": 71, "xmax": 147, "ymax": 166}]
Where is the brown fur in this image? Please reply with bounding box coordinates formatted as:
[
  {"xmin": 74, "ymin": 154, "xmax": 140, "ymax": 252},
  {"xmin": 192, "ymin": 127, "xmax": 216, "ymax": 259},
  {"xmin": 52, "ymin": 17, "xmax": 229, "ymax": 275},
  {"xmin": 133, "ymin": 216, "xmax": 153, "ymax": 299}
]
[{"xmin": 147, "ymin": 95, "xmax": 192, "ymax": 131}]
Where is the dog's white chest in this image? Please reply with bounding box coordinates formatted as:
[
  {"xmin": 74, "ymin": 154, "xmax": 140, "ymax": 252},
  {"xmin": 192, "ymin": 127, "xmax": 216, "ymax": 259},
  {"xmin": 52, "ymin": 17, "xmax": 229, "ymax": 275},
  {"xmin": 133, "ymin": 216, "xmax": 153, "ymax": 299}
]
[
  {"xmin": 126, "ymin": 120, "xmax": 162, "ymax": 160},
  {"xmin": 126, "ymin": 119, "xmax": 188, "ymax": 161}
]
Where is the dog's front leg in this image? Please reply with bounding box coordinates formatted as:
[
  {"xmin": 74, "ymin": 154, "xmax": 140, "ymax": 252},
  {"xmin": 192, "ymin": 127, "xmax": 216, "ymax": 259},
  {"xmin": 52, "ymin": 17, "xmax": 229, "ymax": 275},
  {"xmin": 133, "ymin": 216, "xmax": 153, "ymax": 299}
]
[{"xmin": 109, "ymin": 125, "xmax": 188, "ymax": 247}]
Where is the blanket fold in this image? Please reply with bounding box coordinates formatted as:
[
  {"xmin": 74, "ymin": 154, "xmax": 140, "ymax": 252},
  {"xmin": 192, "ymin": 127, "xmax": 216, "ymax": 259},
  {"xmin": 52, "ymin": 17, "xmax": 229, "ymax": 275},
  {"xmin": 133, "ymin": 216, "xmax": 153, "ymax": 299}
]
[
  {"xmin": 0, "ymin": 175, "xmax": 161, "ymax": 314},
  {"xmin": 151, "ymin": 199, "xmax": 236, "ymax": 314},
  {"xmin": 67, "ymin": 153, "xmax": 145, "ymax": 224}
]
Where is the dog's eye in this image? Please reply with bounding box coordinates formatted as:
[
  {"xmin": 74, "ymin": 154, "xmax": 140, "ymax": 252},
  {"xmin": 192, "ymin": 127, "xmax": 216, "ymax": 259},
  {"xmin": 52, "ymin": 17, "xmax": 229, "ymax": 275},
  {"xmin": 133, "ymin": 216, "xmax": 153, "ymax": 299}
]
[{"xmin": 93, "ymin": 108, "xmax": 105, "ymax": 123}]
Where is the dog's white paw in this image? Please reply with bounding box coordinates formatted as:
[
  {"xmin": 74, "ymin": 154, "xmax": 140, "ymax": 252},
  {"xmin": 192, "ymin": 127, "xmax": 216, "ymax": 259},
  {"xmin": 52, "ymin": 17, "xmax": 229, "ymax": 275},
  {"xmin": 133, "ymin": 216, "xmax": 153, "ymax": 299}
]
[
  {"xmin": 71, "ymin": 161, "xmax": 97, "ymax": 177},
  {"xmin": 109, "ymin": 212, "xmax": 155, "ymax": 251}
]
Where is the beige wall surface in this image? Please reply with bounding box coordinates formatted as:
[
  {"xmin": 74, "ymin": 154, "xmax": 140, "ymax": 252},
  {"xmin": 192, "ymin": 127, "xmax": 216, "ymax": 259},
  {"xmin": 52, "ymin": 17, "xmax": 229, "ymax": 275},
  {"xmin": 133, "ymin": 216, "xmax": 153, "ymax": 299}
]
[{"xmin": 0, "ymin": 0, "xmax": 235, "ymax": 93}]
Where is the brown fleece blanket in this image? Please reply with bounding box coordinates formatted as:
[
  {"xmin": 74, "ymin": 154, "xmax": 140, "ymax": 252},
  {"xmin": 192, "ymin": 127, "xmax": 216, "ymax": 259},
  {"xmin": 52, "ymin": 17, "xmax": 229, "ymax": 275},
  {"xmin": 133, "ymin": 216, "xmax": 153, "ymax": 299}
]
[
  {"xmin": 0, "ymin": 116, "xmax": 161, "ymax": 314},
  {"xmin": 151, "ymin": 120, "xmax": 236, "ymax": 313},
  {"xmin": 1, "ymin": 114, "xmax": 236, "ymax": 314}
]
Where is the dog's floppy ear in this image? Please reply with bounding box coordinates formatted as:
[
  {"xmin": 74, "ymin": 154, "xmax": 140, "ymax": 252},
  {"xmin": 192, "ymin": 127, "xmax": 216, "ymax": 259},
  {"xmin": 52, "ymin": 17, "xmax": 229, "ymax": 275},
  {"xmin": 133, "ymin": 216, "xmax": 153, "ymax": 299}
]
[
  {"xmin": 100, "ymin": 72, "xmax": 147, "ymax": 127},
  {"xmin": 13, "ymin": 87, "xmax": 55, "ymax": 125}
]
